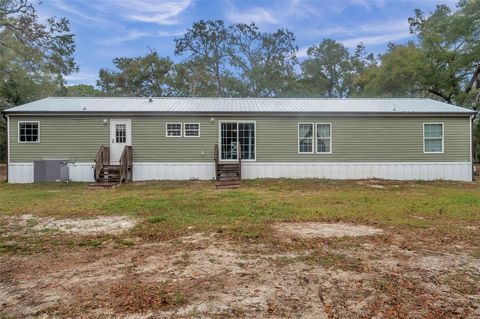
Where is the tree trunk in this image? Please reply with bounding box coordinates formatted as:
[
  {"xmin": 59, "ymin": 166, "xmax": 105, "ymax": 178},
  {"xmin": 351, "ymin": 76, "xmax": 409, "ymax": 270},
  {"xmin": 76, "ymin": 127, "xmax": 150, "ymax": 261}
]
[{"xmin": 465, "ymin": 65, "xmax": 480, "ymax": 94}]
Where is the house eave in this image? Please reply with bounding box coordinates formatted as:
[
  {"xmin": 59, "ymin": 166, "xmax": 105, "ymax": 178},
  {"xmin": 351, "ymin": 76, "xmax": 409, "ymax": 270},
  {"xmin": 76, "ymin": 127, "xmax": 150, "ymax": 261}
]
[{"xmin": 2, "ymin": 111, "xmax": 475, "ymax": 117}]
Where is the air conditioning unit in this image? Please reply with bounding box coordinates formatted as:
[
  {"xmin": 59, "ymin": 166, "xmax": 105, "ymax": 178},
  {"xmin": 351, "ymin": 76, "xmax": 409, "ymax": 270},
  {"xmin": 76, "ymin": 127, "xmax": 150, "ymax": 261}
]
[{"xmin": 33, "ymin": 160, "xmax": 69, "ymax": 182}]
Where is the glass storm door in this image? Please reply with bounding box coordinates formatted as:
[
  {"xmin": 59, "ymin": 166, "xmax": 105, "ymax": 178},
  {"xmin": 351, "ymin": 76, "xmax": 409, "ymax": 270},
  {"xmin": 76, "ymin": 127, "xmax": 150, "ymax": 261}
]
[
  {"xmin": 220, "ymin": 122, "xmax": 255, "ymax": 161},
  {"xmin": 220, "ymin": 122, "xmax": 238, "ymax": 160}
]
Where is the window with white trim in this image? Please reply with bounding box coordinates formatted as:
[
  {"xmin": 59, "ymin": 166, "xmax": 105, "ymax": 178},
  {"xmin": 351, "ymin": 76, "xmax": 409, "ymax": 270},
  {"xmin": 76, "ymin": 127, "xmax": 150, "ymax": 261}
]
[
  {"xmin": 316, "ymin": 123, "xmax": 331, "ymax": 153},
  {"xmin": 184, "ymin": 123, "xmax": 200, "ymax": 137},
  {"xmin": 115, "ymin": 124, "xmax": 126, "ymax": 143},
  {"xmin": 18, "ymin": 121, "xmax": 39, "ymax": 143},
  {"xmin": 424, "ymin": 123, "xmax": 443, "ymax": 153},
  {"xmin": 166, "ymin": 123, "xmax": 182, "ymax": 137},
  {"xmin": 298, "ymin": 123, "xmax": 314, "ymax": 153}
]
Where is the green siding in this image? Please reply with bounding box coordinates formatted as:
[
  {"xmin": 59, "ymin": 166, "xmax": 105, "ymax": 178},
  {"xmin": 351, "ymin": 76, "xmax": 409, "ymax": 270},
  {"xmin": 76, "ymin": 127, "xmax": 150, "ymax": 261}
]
[
  {"xmin": 255, "ymin": 116, "xmax": 470, "ymax": 162},
  {"xmin": 10, "ymin": 117, "xmax": 109, "ymax": 162},
  {"xmin": 9, "ymin": 115, "xmax": 471, "ymax": 163},
  {"xmin": 132, "ymin": 117, "xmax": 216, "ymax": 162}
]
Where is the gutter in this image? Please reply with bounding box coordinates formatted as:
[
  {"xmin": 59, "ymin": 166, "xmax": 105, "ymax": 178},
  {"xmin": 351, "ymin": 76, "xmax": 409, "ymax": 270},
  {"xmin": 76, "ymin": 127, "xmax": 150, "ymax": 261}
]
[{"xmin": 2, "ymin": 111, "xmax": 476, "ymax": 117}]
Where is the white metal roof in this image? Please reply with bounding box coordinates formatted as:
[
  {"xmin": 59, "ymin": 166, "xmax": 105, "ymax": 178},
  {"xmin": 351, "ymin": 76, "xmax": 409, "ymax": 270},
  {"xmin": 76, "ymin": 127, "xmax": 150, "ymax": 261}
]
[{"xmin": 3, "ymin": 97, "xmax": 475, "ymax": 114}]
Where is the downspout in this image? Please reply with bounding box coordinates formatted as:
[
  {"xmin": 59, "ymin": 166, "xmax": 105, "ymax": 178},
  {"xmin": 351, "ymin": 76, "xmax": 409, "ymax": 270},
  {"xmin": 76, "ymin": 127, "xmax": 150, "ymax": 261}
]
[{"xmin": 1, "ymin": 112, "xmax": 8, "ymax": 182}]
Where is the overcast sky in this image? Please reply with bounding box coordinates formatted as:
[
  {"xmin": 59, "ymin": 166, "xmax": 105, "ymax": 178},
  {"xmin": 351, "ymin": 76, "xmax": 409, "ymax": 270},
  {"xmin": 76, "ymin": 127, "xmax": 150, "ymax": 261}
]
[{"xmin": 37, "ymin": 0, "xmax": 457, "ymax": 86}]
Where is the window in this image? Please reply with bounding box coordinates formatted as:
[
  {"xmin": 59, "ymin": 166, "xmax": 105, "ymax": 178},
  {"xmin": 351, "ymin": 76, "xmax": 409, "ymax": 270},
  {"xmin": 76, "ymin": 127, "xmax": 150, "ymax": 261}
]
[
  {"xmin": 424, "ymin": 123, "xmax": 443, "ymax": 153},
  {"xmin": 166, "ymin": 123, "xmax": 182, "ymax": 137},
  {"xmin": 115, "ymin": 124, "xmax": 126, "ymax": 143},
  {"xmin": 18, "ymin": 121, "xmax": 40, "ymax": 143},
  {"xmin": 184, "ymin": 123, "xmax": 200, "ymax": 137},
  {"xmin": 298, "ymin": 123, "xmax": 313, "ymax": 153},
  {"xmin": 316, "ymin": 123, "xmax": 332, "ymax": 153}
]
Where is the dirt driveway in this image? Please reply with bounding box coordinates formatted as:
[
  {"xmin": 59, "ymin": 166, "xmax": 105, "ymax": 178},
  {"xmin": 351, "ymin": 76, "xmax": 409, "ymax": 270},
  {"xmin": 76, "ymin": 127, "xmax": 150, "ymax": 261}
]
[{"xmin": 0, "ymin": 215, "xmax": 479, "ymax": 318}]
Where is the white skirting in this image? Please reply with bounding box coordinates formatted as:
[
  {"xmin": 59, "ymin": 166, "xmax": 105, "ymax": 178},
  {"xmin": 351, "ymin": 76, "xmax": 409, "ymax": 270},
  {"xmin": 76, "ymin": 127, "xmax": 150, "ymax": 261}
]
[
  {"xmin": 8, "ymin": 162, "xmax": 95, "ymax": 183},
  {"xmin": 8, "ymin": 163, "xmax": 34, "ymax": 183},
  {"xmin": 241, "ymin": 162, "xmax": 472, "ymax": 182},
  {"xmin": 68, "ymin": 162, "xmax": 95, "ymax": 182},
  {"xmin": 133, "ymin": 162, "xmax": 215, "ymax": 181},
  {"xmin": 8, "ymin": 161, "xmax": 472, "ymax": 183}
]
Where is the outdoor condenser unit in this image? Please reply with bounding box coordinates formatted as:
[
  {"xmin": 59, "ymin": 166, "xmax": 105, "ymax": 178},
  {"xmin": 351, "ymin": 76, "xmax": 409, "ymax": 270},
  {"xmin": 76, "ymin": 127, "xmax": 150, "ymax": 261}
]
[{"xmin": 33, "ymin": 160, "xmax": 69, "ymax": 183}]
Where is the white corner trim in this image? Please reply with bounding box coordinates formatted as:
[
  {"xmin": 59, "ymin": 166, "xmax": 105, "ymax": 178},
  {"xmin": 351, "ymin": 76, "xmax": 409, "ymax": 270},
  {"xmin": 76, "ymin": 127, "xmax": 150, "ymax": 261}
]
[
  {"xmin": 6, "ymin": 115, "xmax": 10, "ymax": 170},
  {"xmin": 470, "ymin": 115, "xmax": 473, "ymax": 165}
]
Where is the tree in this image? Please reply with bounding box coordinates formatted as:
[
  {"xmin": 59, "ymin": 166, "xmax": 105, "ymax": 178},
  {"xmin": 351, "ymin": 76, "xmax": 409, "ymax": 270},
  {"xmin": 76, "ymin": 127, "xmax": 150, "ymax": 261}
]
[
  {"xmin": 60, "ymin": 84, "xmax": 103, "ymax": 97},
  {"xmin": 228, "ymin": 23, "xmax": 298, "ymax": 97},
  {"xmin": 0, "ymin": 0, "xmax": 76, "ymax": 79},
  {"xmin": 169, "ymin": 59, "xmax": 219, "ymax": 97},
  {"xmin": 408, "ymin": 0, "xmax": 480, "ymax": 108},
  {"xmin": 175, "ymin": 20, "xmax": 231, "ymax": 96},
  {"xmin": 355, "ymin": 42, "xmax": 426, "ymax": 97},
  {"xmin": 300, "ymin": 39, "xmax": 361, "ymax": 97},
  {"xmin": 97, "ymin": 51, "xmax": 174, "ymax": 96},
  {"xmin": 0, "ymin": 0, "xmax": 77, "ymax": 162}
]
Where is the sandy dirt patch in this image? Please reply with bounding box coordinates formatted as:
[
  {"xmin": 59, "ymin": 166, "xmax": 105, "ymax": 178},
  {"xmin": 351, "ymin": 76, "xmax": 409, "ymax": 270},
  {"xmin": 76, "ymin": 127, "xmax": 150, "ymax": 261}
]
[
  {"xmin": 0, "ymin": 233, "xmax": 328, "ymax": 318},
  {"xmin": 274, "ymin": 222, "xmax": 384, "ymax": 238},
  {"xmin": 1, "ymin": 231, "xmax": 479, "ymax": 318},
  {"xmin": 1, "ymin": 214, "xmax": 136, "ymax": 236}
]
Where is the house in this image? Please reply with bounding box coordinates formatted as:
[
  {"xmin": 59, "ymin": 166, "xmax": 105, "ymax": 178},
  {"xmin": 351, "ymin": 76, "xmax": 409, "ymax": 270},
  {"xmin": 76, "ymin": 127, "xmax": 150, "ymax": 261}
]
[{"xmin": 2, "ymin": 97, "xmax": 476, "ymax": 185}]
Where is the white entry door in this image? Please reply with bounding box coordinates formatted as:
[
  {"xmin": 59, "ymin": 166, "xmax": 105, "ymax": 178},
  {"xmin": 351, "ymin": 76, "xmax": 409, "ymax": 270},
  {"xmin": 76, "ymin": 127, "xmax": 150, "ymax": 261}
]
[{"xmin": 110, "ymin": 119, "xmax": 132, "ymax": 164}]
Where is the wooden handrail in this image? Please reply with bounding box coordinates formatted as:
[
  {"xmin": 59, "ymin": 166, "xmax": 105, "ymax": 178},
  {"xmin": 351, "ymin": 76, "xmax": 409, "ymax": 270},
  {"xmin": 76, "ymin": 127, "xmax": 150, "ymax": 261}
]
[
  {"xmin": 95, "ymin": 145, "xmax": 110, "ymax": 182},
  {"xmin": 238, "ymin": 147, "xmax": 242, "ymax": 180},
  {"xmin": 119, "ymin": 145, "xmax": 132, "ymax": 183},
  {"xmin": 214, "ymin": 144, "xmax": 219, "ymax": 181}
]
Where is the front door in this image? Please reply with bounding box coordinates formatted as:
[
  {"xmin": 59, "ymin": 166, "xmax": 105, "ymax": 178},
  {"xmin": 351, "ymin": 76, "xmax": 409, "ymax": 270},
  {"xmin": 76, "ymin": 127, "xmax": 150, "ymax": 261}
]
[
  {"xmin": 219, "ymin": 122, "xmax": 255, "ymax": 161},
  {"xmin": 110, "ymin": 119, "xmax": 131, "ymax": 164}
]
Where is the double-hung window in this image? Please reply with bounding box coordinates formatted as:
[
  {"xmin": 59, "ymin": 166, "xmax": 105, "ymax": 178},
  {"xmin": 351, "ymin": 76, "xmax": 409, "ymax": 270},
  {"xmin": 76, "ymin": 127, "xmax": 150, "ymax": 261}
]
[
  {"xmin": 298, "ymin": 123, "xmax": 314, "ymax": 153},
  {"xmin": 316, "ymin": 123, "xmax": 331, "ymax": 153},
  {"xmin": 18, "ymin": 121, "xmax": 40, "ymax": 143},
  {"xmin": 423, "ymin": 123, "xmax": 443, "ymax": 153},
  {"xmin": 184, "ymin": 123, "xmax": 200, "ymax": 137},
  {"xmin": 166, "ymin": 123, "xmax": 182, "ymax": 137}
]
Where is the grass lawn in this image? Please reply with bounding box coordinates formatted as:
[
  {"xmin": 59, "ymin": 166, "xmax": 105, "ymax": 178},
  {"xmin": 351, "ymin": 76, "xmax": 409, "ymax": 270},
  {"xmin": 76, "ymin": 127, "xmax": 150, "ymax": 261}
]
[
  {"xmin": 1, "ymin": 178, "xmax": 479, "ymax": 243},
  {"xmin": 0, "ymin": 178, "xmax": 479, "ymax": 318}
]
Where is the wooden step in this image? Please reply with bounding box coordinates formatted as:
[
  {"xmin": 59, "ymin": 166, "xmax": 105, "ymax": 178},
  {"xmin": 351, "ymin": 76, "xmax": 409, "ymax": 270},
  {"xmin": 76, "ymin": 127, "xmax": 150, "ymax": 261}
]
[
  {"xmin": 217, "ymin": 180, "xmax": 240, "ymax": 185},
  {"xmin": 216, "ymin": 181, "xmax": 241, "ymax": 189},
  {"xmin": 218, "ymin": 164, "xmax": 239, "ymax": 168},
  {"xmin": 218, "ymin": 176, "xmax": 240, "ymax": 181},
  {"xmin": 88, "ymin": 182, "xmax": 118, "ymax": 189},
  {"xmin": 103, "ymin": 164, "xmax": 120, "ymax": 169},
  {"xmin": 218, "ymin": 171, "xmax": 240, "ymax": 176}
]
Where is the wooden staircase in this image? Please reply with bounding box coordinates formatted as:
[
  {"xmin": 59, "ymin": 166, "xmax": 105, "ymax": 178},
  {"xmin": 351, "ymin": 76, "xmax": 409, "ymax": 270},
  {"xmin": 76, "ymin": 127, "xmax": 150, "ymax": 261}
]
[
  {"xmin": 90, "ymin": 145, "xmax": 132, "ymax": 188},
  {"xmin": 214, "ymin": 144, "xmax": 241, "ymax": 189}
]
